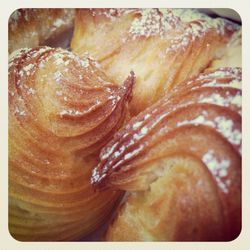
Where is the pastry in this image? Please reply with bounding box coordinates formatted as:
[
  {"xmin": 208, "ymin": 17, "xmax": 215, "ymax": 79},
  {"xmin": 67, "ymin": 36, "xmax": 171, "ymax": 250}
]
[
  {"xmin": 8, "ymin": 46, "xmax": 134, "ymax": 241},
  {"xmin": 92, "ymin": 67, "xmax": 242, "ymax": 241},
  {"xmin": 208, "ymin": 29, "xmax": 241, "ymax": 70},
  {"xmin": 71, "ymin": 8, "xmax": 240, "ymax": 114},
  {"xmin": 9, "ymin": 9, "xmax": 75, "ymax": 54},
  {"xmin": 8, "ymin": 8, "xmax": 242, "ymax": 242}
]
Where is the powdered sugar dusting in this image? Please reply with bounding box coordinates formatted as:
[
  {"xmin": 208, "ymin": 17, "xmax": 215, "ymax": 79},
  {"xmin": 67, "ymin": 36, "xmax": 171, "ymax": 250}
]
[
  {"xmin": 215, "ymin": 116, "xmax": 241, "ymax": 146},
  {"xmin": 133, "ymin": 121, "xmax": 143, "ymax": 129},
  {"xmin": 202, "ymin": 150, "xmax": 231, "ymax": 193},
  {"xmin": 27, "ymin": 87, "xmax": 36, "ymax": 95},
  {"xmin": 172, "ymin": 8, "xmax": 239, "ymax": 34},
  {"xmin": 203, "ymin": 79, "xmax": 241, "ymax": 89},
  {"xmin": 231, "ymin": 95, "xmax": 241, "ymax": 107},
  {"xmin": 52, "ymin": 18, "xmax": 65, "ymax": 28},
  {"xmin": 91, "ymin": 8, "xmax": 134, "ymax": 21},
  {"xmin": 165, "ymin": 8, "xmax": 239, "ymax": 53},
  {"xmin": 9, "ymin": 48, "xmax": 31, "ymax": 66},
  {"xmin": 101, "ymin": 142, "xmax": 119, "ymax": 160},
  {"xmin": 177, "ymin": 115, "xmax": 214, "ymax": 127},
  {"xmin": 21, "ymin": 63, "xmax": 35, "ymax": 76},
  {"xmin": 129, "ymin": 9, "xmax": 178, "ymax": 39},
  {"xmin": 177, "ymin": 114, "xmax": 241, "ymax": 149},
  {"xmin": 198, "ymin": 68, "xmax": 241, "ymax": 81},
  {"xmin": 91, "ymin": 167, "xmax": 103, "ymax": 183},
  {"xmin": 14, "ymin": 106, "xmax": 26, "ymax": 117},
  {"xmin": 59, "ymin": 109, "xmax": 83, "ymax": 117},
  {"xmin": 100, "ymin": 111, "xmax": 152, "ymax": 162},
  {"xmin": 54, "ymin": 71, "xmax": 63, "ymax": 82},
  {"xmin": 200, "ymin": 93, "xmax": 241, "ymax": 109},
  {"xmin": 123, "ymin": 145, "xmax": 144, "ymax": 161}
]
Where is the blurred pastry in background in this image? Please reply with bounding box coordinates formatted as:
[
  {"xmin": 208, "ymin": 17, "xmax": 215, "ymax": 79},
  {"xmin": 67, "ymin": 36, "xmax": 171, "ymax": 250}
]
[
  {"xmin": 71, "ymin": 8, "xmax": 240, "ymax": 115},
  {"xmin": 207, "ymin": 29, "xmax": 241, "ymax": 70},
  {"xmin": 8, "ymin": 9, "xmax": 75, "ymax": 53}
]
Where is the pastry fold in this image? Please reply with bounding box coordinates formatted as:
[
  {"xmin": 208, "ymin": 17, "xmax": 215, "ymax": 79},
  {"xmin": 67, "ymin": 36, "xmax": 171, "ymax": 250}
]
[
  {"xmin": 8, "ymin": 47, "xmax": 134, "ymax": 241},
  {"xmin": 71, "ymin": 8, "xmax": 240, "ymax": 114},
  {"xmin": 92, "ymin": 67, "xmax": 241, "ymax": 241}
]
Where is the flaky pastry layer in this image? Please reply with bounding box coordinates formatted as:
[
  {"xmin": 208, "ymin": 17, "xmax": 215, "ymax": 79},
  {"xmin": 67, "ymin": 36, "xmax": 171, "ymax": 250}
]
[
  {"xmin": 8, "ymin": 46, "xmax": 134, "ymax": 241},
  {"xmin": 93, "ymin": 67, "xmax": 241, "ymax": 241},
  {"xmin": 71, "ymin": 8, "xmax": 240, "ymax": 114}
]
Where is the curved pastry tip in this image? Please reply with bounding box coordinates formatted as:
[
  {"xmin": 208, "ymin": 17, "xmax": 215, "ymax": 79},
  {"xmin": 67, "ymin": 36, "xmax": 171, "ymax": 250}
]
[{"xmin": 123, "ymin": 71, "xmax": 136, "ymax": 103}]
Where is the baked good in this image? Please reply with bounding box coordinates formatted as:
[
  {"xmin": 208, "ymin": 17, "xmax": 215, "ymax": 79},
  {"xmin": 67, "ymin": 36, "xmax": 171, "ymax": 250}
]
[
  {"xmin": 9, "ymin": 9, "xmax": 75, "ymax": 54},
  {"xmin": 92, "ymin": 67, "xmax": 242, "ymax": 241},
  {"xmin": 8, "ymin": 46, "xmax": 134, "ymax": 241},
  {"xmin": 208, "ymin": 29, "xmax": 241, "ymax": 70},
  {"xmin": 71, "ymin": 8, "xmax": 240, "ymax": 114},
  {"xmin": 8, "ymin": 8, "xmax": 242, "ymax": 242}
]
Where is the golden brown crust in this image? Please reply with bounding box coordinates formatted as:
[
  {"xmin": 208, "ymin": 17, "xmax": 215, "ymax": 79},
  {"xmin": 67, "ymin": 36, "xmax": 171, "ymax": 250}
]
[
  {"xmin": 71, "ymin": 8, "xmax": 239, "ymax": 114},
  {"xmin": 92, "ymin": 68, "xmax": 241, "ymax": 241},
  {"xmin": 9, "ymin": 9, "xmax": 75, "ymax": 54},
  {"xmin": 8, "ymin": 47, "xmax": 134, "ymax": 241}
]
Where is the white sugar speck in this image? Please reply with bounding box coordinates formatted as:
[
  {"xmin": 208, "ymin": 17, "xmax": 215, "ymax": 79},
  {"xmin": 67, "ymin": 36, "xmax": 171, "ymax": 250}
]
[
  {"xmin": 133, "ymin": 121, "xmax": 143, "ymax": 129},
  {"xmin": 54, "ymin": 71, "xmax": 63, "ymax": 81},
  {"xmin": 27, "ymin": 88, "xmax": 36, "ymax": 95},
  {"xmin": 202, "ymin": 150, "xmax": 231, "ymax": 193},
  {"xmin": 53, "ymin": 18, "xmax": 65, "ymax": 28},
  {"xmin": 215, "ymin": 116, "xmax": 241, "ymax": 145},
  {"xmin": 15, "ymin": 107, "xmax": 26, "ymax": 116},
  {"xmin": 141, "ymin": 127, "xmax": 148, "ymax": 135},
  {"xmin": 80, "ymin": 58, "xmax": 90, "ymax": 68},
  {"xmin": 129, "ymin": 9, "xmax": 175, "ymax": 39},
  {"xmin": 231, "ymin": 95, "xmax": 241, "ymax": 107},
  {"xmin": 177, "ymin": 114, "xmax": 241, "ymax": 148},
  {"xmin": 200, "ymin": 93, "xmax": 242, "ymax": 109}
]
